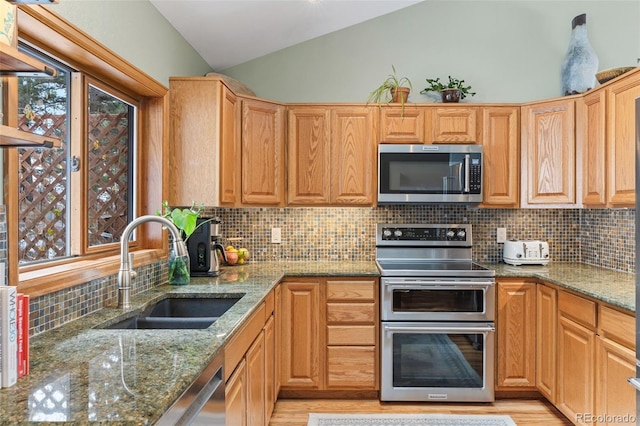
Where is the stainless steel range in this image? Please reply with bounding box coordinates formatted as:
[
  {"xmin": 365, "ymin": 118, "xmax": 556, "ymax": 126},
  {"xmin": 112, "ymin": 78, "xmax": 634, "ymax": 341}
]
[{"xmin": 376, "ymin": 223, "xmax": 496, "ymax": 402}]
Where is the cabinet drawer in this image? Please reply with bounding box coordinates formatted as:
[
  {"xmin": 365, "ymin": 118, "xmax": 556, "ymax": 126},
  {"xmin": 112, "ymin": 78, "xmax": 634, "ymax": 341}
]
[
  {"xmin": 326, "ymin": 280, "xmax": 376, "ymax": 301},
  {"xmin": 327, "ymin": 302, "xmax": 375, "ymax": 323},
  {"xmin": 327, "ymin": 325, "xmax": 376, "ymax": 345},
  {"xmin": 326, "ymin": 346, "xmax": 376, "ymax": 389},
  {"xmin": 265, "ymin": 289, "xmax": 275, "ymax": 316},
  {"xmin": 599, "ymin": 305, "xmax": 635, "ymax": 350},
  {"xmin": 225, "ymin": 302, "xmax": 266, "ymax": 381},
  {"xmin": 558, "ymin": 291, "xmax": 596, "ymax": 329}
]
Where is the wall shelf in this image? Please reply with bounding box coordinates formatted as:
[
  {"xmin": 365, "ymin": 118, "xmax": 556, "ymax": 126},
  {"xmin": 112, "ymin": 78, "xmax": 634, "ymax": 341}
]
[
  {"xmin": 0, "ymin": 43, "xmax": 56, "ymax": 77},
  {"xmin": 0, "ymin": 125, "xmax": 60, "ymax": 148}
]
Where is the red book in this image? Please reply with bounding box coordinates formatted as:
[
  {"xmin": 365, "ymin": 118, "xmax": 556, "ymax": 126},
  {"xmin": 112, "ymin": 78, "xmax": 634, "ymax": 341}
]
[
  {"xmin": 22, "ymin": 295, "xmax": 29, "ymax": 376},
  {"xmin": 16, "ymin": 294, "xmax": 24, "ymax": 378}
]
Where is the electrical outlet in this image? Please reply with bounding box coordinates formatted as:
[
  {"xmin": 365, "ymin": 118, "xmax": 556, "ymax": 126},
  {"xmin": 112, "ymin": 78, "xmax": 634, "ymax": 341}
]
[
  {"xmin": 496, "ymin": 228, "xmax": 507, "ymax": 243},
  {"xmin": 271, "ymin": 227, "xmax": 282, "ymax": 244}
]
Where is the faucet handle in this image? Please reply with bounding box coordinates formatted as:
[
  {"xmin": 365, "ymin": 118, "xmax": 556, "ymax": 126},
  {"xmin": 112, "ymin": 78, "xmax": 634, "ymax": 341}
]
[{"xmin": 129, "ymin": 253, "xmax": 138, "ymax": 280}]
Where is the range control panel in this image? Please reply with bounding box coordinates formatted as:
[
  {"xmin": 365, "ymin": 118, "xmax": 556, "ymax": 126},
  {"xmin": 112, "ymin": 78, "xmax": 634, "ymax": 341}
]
[{"xmin": 376, "ymin": 224, "xmax": 472, "ymax": 246}]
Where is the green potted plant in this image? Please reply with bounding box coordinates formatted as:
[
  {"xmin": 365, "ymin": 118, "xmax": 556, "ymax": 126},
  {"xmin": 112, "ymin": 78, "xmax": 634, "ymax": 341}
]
[
  {"xmin": 367, "ymin": 65, "xmax": 413, "ymax": 114},
  {"xmin": 421, "ymin": 76, "xmax": 476, "ymax": 103},
  {"xmin": 157, "ymin": 201, "xmax": 213, "ymax": 285}
]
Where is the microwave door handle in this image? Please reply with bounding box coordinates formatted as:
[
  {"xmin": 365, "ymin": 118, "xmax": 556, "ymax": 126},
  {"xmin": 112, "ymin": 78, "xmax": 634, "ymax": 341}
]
[{"xmin": 463, "ymin": 154, "xmax": 470, "ymax": 193}]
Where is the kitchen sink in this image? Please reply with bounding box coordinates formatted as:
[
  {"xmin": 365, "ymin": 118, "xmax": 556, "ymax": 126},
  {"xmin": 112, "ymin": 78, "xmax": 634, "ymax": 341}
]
[{"xmin": 103, "ymin": 295, "xmax": 244, "ymax": 330}]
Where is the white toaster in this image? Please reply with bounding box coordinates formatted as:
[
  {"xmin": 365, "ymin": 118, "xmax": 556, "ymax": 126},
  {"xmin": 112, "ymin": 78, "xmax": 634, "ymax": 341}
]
[{"xmin": 503, "ymin": 240, "xmax": 550, "ymax": 266}]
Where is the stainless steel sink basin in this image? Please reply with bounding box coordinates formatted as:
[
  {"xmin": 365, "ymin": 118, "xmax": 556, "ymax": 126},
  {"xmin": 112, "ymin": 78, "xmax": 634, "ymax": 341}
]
[{"xmin": 104, "ymin": 295, "xmax": 243, "ymax": 330}]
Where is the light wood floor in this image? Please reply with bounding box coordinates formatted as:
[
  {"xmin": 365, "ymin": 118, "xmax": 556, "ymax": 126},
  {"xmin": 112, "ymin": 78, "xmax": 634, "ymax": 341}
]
[{"xmin": 269, "ymin": 398, "xmax": 572, "ymax": 425}]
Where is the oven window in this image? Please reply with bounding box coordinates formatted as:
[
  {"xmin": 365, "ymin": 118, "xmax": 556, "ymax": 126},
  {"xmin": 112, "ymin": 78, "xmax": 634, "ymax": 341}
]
[
  {"xmin": 393, "ymin": 333, "xmax": 484, "ymax": 388},
  {"xmin": 393, "ymin": 289, "xmax": 483, "ymax": 313}
]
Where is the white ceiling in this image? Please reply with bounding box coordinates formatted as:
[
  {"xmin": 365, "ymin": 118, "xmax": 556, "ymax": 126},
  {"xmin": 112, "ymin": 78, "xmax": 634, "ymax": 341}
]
[{"xmin": 149, "ymin": 0, "xmax": 423, "ymax": 71}]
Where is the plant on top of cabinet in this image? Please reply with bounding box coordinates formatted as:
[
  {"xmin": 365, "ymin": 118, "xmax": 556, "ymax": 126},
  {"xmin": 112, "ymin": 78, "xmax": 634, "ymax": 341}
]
[
  {"xmin": 367, "ymin": 65, "xmax": 412, "ymax": 114},
  {"xmin": 421, "ymin": 76, "xmax": 476, "ymax": 103}
]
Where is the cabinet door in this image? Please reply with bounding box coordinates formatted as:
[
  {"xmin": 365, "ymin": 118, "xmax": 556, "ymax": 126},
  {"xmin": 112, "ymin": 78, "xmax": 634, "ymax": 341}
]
[
  {"xmin": 225, "ymin": 358, "xmax": 247, "ymax": 426},
  {"xmin": 280, "ymin": 279, "xmax": 323, "ymax": 389},
  {"xmin": 219, "ymin": 86, "xmax": 241, "ymax": 205},
  {"xmin": 326, "ymin": 346, "xmax": 376, "ymax": 390},
  {"xmin": 557, "ymin": 315, "xmax": 595, "ymax": 422},
  {"xmin": 169, "ymin": 79, "xmax": 222, "ymax": 206},
  {"xmin": 241, "ymin": 98, "xmax": 286, "ymax": 205},
  {"xmin": 330, "ymin": 107, "xmax": 376, "ymax": 205},
  {"xmin": 578, "ymin": 89, "xmax": 606, "ymax": 207},
  {"xmin": 496, "ymin": 281, "xmax": 536, "ymax": 389},
  {"xmin": 246, "ymin": 330, "xmax": 265, "ymax": 426},
  {"xmin": 481, "ymin": 106, "xmax": 520, "ymax": 207},
  {"xmin": 264, "ymin": 315, "xmax": 276, "ymax": 421},
  {"xmin": 428, "ymin": 107, "xmax": 478, "ymax": 143},
  {"xmin": 595, "ymin": 336, "xmax": 636, "ymax": 425},
  {"xmin": 287, "ymin": 107, "xmax": 331, "ymax": 204},
  {"xmin": 379, "ymin": 106, "xmax": 424, "ymax": 143},
  {"xmin": 606, "ymin": 71, "xmax": 640, "ymax": 207},
  {"xmin": 521, "ymin": 99, "xmax": 576, "ymax": 207},
  {"xmin": 274, "ymin": 284, "xmax": 282, "ymax": 397},
  {"xmin": 536, "ymin": 285, "xmax": 557, "ymax": 403}
]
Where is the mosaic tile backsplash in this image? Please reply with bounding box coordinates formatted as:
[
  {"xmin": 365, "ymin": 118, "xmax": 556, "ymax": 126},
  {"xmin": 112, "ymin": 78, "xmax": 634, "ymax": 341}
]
[
  {"xmin": 203, "ymin": 205, "xmax": 632, "ymax": 271},
  {"xmin": 5, "ymin": 203, "xmax": 635, "ymax": 337}
]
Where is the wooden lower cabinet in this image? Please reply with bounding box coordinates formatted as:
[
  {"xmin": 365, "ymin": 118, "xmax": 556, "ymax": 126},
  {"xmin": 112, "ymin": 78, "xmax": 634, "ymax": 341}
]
[
  {"xmin": 224, "ymin": 288, "xmax": 277, "ymax": 426},
  {"xmin": 595, "ymin": 336, "xmax": 636, "ymax": 425},
  {"xmin": 225, "ymin": 358, "xmax": 246, "ymax": 426},
  {"xmin": 536, "ymin": 284, "xmax": 557, "ymax": 403},
  {"xmin": 496, "ymin": 280, "xmax": 536, "ymax": 389},
  {"xmin": 280, "ymin": 277, "xmax": 378, "ymax": 393}
]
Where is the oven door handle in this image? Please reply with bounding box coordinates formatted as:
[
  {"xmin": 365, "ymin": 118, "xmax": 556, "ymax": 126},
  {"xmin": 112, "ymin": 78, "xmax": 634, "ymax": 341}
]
[
  {"xmin": 384, "ymin": 282, "xmax": 494, "ymax": 288},
  {"xmin": 384, "ymin": 324, "xmax": 495, "ymax": 334}
]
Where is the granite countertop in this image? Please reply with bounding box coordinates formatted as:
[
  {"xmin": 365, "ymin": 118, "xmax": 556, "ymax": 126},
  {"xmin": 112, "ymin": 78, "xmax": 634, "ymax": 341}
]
[
  {"xmin": 0, "ymin": 261, "xmax": 378, "ymax": 425},
  {"xmin": 0, "ymin": 260, "xmax": 633, "ymax": 424},
  {"xmin": 487, "ymin": 262, "xmax": 635, "ymax": 313}
]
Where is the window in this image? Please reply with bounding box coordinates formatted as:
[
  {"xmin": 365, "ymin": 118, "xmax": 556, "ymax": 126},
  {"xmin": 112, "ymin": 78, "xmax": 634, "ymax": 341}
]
[
  {"xmin": 17, "ymin": 53, "xmax": 138, "ymax": 264},
  {"xmin": 7, "ymin": 7, "xmax": 168, "ymax": 294}
]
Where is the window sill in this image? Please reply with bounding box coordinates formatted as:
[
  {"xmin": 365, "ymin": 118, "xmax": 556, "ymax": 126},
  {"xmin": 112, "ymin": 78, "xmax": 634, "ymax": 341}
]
[{"xmin": 18, "ymin": 249, "xmax": 166, "ymax": 298}]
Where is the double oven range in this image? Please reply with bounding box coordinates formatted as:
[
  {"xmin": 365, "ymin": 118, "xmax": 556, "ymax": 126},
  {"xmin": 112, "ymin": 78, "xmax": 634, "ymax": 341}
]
[{"xmin": 376, "ymin": 224, "xmax": 496, "ymax": 402}]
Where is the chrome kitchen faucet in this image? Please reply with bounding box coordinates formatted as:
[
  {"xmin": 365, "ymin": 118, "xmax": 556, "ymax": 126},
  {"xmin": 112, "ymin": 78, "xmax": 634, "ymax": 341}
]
[{"xmin": 118, "ymin": 215, "xmax": 189, "ymax": 309}]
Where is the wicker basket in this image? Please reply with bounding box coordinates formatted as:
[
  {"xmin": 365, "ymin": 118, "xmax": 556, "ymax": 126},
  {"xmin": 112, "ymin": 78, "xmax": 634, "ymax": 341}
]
[{"xmin": 595, "ymin": 67, "xmax": 636, "ymax": 84}]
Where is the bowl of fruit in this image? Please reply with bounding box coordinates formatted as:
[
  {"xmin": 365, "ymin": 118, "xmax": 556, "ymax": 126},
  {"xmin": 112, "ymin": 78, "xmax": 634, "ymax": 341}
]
[{"xmin": 225, "ymin": 245, "xmax": 250, "ymax": 266}]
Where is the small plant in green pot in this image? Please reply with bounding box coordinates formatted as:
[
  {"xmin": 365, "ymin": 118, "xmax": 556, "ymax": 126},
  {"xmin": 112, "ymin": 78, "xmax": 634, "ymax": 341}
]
[
  {"xmin": 157, "ymin": 201, "xmax": 206, "ymax": 285},
  {"xmin": 421, "ymin": 76, "xmax": 476, "ymax": 103},
  {"xmin": 367, "ymin": 65, "xmax": 413, "ymax": 115}
]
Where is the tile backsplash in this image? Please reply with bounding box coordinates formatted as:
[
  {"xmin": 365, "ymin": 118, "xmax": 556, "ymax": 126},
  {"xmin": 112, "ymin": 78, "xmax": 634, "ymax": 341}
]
[{"xmin": 0, "ymin": 204, "xmax": 634, "ymax": 337}]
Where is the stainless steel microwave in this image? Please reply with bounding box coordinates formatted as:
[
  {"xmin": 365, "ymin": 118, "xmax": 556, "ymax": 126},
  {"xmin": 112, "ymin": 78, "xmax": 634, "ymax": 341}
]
[{"xmin": 378, "ymin": 144, "xmax": 483, "ymax": 204}]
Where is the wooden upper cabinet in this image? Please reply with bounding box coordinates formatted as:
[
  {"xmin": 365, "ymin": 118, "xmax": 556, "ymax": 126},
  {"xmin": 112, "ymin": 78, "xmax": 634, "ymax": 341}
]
[
  {"xmin": 288, "ymin": 105, "xmax": 375, "ymax": 206},
  {"xmin": 330, "ymin": 107, "xmax": 376, "ymax": 205},
  {"xmin": 427, "ymin": 106, "xmax": 479, "ymax": 143},
  {"xmin": 606, "ymin": 70, "xmax": 640, "ymax": 207},
  {"xmin": 241, "ymin": 98, "xmax": 286, "ymax": 205},
  {"xmin": 379, "ymin": 106, "xmax": 424, "ymax": 143},
  {"xmin": 219, "ymin": 86, "xmax": 241, "ymax": 206},
  {"xmin": 169, "ymin": 77, "xmax": 223, "ymax": 206},
  {"xmin": 521, "ymin": 98, "xmax": 577, "ymax": 207},
  {"xmin": 287, "ymin": 107, "xmax": 331, "ymax": 204},
  {"xmin": 480, "ymin": 106, "xmax": 520, "ymax": 207},
  {"xmin": 577, "ymin": 89, "xmax": 607, "ymax": 207}
]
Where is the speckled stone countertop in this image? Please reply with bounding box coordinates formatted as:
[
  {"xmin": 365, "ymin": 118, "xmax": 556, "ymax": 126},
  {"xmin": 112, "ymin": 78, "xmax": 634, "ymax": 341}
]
[
  {"xmin": 487, "ymin": 262, "xmax": 635, "ymax": 313},
  {"xmin": 0, "ymin": 260, "xmax": 633, "ymax": 424},
  {"xmin": 0, "ymin": 261, "xmax": 378, "ymax": 425}
]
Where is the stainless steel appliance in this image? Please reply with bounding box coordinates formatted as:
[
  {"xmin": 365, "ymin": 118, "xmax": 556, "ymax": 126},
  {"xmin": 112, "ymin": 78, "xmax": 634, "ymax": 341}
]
[
  {"xmin": 502, "ymin": 240, "xmax": 550, "ymax": 266},
  {"xmin": 378, "ymin": 144, "xmax": 483, "ymax": 204},
  {"xmin": 187, "ymin": 217, "xmax": 227, "ymax": 277},
  {"xmin": 376, "ymin": 223, "xmax": 496, "ymax": 402},
  {"xmin": 629, "ymin": 96, "xmax": 640, "ymax": 418}
]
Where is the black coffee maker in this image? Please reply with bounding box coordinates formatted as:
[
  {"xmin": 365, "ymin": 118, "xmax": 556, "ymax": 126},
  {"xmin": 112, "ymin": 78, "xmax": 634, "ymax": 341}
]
[{"xmin": 187, "ymin": 217, "xmax": 227, "ymax": 276}]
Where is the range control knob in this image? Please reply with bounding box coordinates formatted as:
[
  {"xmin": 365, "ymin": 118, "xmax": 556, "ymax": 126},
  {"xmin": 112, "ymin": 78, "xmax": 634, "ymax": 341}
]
[
  {"xmin": 457, "ymin": 230, "xmax": 466, "ymax": 239},
  {"xmin": 394, "ymin": 229, "xmax": 403, "ymax": 238},
  {"xmin": 446, "ymin": 230, "xmax": 455, "ymax": 238},
  {"xmin": 382, "ymin": 229, "xmax": 392, "ymax": 238}
]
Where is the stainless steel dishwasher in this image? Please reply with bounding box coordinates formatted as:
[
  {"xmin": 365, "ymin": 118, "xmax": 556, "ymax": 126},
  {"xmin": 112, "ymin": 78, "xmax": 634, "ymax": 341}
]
[{"xmin": 156, "ymin": 349, "xmax": 225, "ymax": 425}]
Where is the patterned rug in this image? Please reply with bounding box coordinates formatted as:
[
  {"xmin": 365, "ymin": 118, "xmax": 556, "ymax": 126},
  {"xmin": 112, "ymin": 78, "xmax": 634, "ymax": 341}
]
[{"xmin": 307, "ymin": 413, "xmax": 517, "ymax": 426}]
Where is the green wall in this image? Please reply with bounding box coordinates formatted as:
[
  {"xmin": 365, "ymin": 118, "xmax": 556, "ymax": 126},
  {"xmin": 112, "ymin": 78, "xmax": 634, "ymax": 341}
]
[
  {"xmin": 223, "ymin": 0, "xmax": 640, "ymax": 103},
  {"xmin": 52, "ymin": 0, "xmax": 212, "ymax": 87}
]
